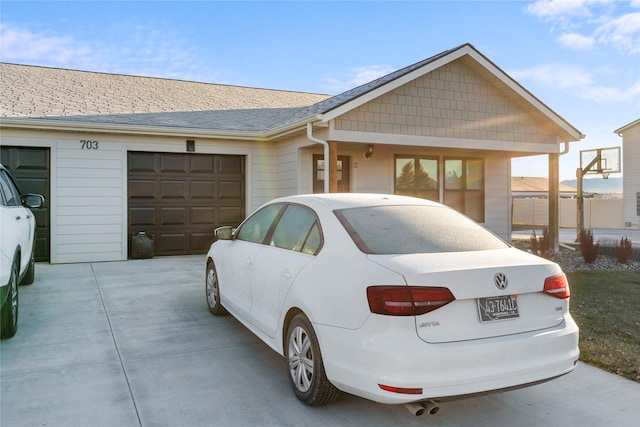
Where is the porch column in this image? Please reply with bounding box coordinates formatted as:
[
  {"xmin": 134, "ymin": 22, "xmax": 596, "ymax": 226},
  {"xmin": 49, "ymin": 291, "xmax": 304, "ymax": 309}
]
[
  {"xmin": 328, "ymin": 140, "xmax": 338, "ymax": 193},
  {"xmin": 548, "ymin": 153, "xmax": 560, "ymax": 252}
]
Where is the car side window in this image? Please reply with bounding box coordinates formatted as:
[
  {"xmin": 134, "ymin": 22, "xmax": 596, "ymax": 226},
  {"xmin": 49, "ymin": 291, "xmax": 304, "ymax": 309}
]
[
  {"xmin": 270, "ymin": 204, "xmax": 322, "ymax": 255},
  {"xmin": 0, "ymin": 170, "xmax": 21, "ymax": 207},
  {"xmin": 236, "ymin": 204, "xmax": 284, "ymax": 244}
]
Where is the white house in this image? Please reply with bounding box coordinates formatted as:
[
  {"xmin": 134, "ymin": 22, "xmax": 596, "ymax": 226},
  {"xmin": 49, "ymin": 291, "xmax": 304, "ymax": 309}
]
[
  {"xmin": 0, "ymin": 44, "xmax": 583, "ymax": 264},
  {"xmin": 615, "ymin": 118, "xmax": 640, "ymax": 228}
]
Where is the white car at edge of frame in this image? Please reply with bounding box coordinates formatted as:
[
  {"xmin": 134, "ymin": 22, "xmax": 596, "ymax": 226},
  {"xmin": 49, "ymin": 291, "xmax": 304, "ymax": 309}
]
[
  {"xmin": 205, "ymin": 193, "xmax": 579, "ymax": 415},
  {"xmin": 0, "ymin": 163, "xmax": 44, "ymax": 339}
]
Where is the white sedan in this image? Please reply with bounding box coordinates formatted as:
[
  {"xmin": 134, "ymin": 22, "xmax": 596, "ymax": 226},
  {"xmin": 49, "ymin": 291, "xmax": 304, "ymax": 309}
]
[{"xmin": 205, "ymin": 193, "xmax": 579, "ymax": 414}]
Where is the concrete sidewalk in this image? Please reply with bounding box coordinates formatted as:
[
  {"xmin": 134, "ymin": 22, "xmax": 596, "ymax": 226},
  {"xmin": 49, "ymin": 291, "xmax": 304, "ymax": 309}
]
[{"xmin": 1, "ymin": 256, "xmax": 639, "ymax": 427}]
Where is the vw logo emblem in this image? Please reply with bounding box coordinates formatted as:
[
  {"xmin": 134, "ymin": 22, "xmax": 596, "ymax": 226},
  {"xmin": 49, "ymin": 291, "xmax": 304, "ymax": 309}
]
[{"xmin": 494, "ymin": 273, "xmax": 508, "ymax": 290}]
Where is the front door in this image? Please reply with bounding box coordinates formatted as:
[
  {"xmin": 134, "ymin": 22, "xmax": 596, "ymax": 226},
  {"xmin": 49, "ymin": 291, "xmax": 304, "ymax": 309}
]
[{"xmin": 313, "ymin": 154, "xmax": 350, "ymax": 193}]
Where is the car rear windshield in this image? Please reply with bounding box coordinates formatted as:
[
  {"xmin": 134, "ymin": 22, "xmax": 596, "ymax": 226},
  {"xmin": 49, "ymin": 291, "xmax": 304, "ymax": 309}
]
[{"xmin": 334, "ymin": 205, "xmax": 509, "ymax": 254}]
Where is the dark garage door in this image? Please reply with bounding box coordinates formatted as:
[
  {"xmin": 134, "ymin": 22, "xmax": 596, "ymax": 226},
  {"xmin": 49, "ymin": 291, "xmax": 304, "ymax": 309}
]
[
  {"xmin": 1, "ymin": 146, "xmax": 50, "ymax": 262},
  {"xmin": 128, "ymin": 152, "xmax": 245, "ymax": 257}
]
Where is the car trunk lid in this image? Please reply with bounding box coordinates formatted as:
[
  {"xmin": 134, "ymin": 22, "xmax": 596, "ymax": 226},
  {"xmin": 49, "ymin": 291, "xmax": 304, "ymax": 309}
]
[{"xmin": 368, "ymin": 248, "xmax": 567, "ymax": 343}]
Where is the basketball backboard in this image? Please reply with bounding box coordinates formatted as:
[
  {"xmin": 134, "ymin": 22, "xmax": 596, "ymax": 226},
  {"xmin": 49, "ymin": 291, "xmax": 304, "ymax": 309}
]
[{"xmin": 580, "ymin": 146, "xmax": 621, "ymax": 175}]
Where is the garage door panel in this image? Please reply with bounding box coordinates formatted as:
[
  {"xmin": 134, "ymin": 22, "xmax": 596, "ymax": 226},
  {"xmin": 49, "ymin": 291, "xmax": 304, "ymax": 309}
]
[
  {"xmin": 219, "ymin": 181, "xmax": 243, "ymax": 199},
  {"xmin": 130, "ymin": 180, "xmax": 156, "ymax": 199},
  {"xmin": 191, "ymin": 232, "xmax": 214, "ymax": 252},
  {"xmin": 130, "ymin": 208, "xmax": 156, "ymax": 226},
  {"xmin": 11, "ymin": 148, "xmax": 49, "ymax": 171},
  {"xmin": 160, "ymin": 207, "xmax": 186, "ymax": 225},
  {"xmin": 191, "ymin": 155, "xmax": 216, "ymax": 173},
  {"xmin": 191, "ymin": 181, "xmax": 215, "ymax": 198},
  {"xmin": 13, "ymin": 177, "xmax": 48, "ymax": 196},
  {"xmin": 129, "ymin": 152, "xmax": 157, "ymax": 172},
  {"xmin": 160, "ymin": 180, "xmax": 187, "ymax": 199},
  {"xmin": 128, "ymin": 152, "xmax": 244, "ymax": 257},
  {"xmin": 160, "ymin": 154, "xmax": 188, "ymax": 173},
  {"xmin": 219, "ymin": 207, "xmax": 244, "ymax": 225},
  {"xmin": 191, "ymin": 207, "xmax": 216, "ymax": 224},
  {"xmin": 158, "ymin": 233, "xmax": 188, "ymax": 254},
  {"xmin": 217, "ymin": 156, "xmax": 244, "ymax": 174}
]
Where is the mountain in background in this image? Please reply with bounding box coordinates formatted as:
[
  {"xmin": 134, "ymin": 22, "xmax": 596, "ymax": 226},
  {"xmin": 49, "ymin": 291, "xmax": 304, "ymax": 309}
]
[{"xmin": 561, "ymin": 177, "xmax": 623, "ymax": 193}]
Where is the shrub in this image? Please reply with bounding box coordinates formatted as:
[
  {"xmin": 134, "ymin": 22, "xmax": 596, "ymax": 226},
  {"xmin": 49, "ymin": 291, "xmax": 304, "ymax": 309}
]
[
  {"xmin": 579, "ymin": 229, "xmax": 600, "ymax": 264},
  {"xmin": 530, "ymin": 229, "xmax": 550, "ymax": 258},
  {"xmin": 615, "ymin": 236, "xmax": 633, "ymax": 264}
]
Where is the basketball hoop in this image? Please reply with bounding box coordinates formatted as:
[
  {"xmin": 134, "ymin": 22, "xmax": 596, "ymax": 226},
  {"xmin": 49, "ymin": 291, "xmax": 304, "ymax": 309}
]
[{"xmin": 576, "ymin": 146, "xmax": 620, "ymax": 241}]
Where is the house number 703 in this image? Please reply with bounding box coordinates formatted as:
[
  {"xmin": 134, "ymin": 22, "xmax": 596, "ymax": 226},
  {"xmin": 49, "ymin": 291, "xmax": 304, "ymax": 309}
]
[{"xmin": 80, "ymin": 140, "xmax": 99, "ymax": 149}]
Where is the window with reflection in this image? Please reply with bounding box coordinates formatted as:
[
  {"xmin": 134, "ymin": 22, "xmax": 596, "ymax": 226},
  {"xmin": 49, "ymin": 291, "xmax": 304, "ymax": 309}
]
[
  {"xmin": 394, "ymin": 156, "xmax": 438, "ymax": 202},
  {"xmin": 444, "ymin": 158, "xmax": 484, "ymax": 222},
  {"xmin": 393, "ymin": 156, "xmax": 485, "ymax": 223}
]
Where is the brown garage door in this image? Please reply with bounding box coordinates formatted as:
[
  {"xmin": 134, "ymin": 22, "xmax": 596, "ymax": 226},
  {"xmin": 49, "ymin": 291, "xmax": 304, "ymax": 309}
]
[
  {"xmin": 128, "ymin": 152, "xmax": 245, "ymax": 257},
  {"xmin": 1, "ymin": 146, "xmax": 50, "ymax": 262}
]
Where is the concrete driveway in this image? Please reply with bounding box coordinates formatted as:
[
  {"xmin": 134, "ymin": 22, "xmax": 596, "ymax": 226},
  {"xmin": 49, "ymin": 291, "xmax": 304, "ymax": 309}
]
[{"xmin": 1, "ymin": 256, "xmax": 638, "ymax": 427}]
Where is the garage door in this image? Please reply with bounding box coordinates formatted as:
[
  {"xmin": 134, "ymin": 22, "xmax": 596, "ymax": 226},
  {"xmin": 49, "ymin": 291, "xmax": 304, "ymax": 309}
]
[
  {"xmin": 128, "ymin": 152, "xmax": 245, "ymax": 256},
  {"xmin": 0, "ymin": 146, "xmax": 51, "ymax": 262}
]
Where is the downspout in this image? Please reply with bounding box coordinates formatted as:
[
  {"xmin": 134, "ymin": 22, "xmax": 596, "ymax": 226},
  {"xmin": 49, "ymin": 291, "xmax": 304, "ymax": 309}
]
[{"xmin": 307, "ymin": 122, "xmax": 330, "ymax": 193}]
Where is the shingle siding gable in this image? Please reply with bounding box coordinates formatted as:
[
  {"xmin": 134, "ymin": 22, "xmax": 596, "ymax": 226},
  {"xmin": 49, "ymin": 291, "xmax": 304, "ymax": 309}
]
[{"xmin": 334, "ymin": 59, "xmax": 559, "ymax": 145}]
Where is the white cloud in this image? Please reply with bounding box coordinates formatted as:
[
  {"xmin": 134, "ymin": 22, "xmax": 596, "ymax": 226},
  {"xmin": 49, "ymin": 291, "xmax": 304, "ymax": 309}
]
[
  {"xmin": 525, "ymin": 0, "xmax": 601, "ymax": 21},
  {"xmin": 558, "ymin": 32, "xmax": 595, "ymax": 50},
  {"xmin": 595, "ymin": 12, "xmax": 640, "ymax": 54},
  {"xmin": 0, "ymin": 23, "xmax": 93, "ymax": 64},
  {"xmin": 510, "ymin": 63, "xmax": 639, "ymax": 102},
  {"xmin": 0, "ymin": 22, "xmax": 233, "ymax": 84},
  {"xmin": 510, "ymin": 64, "xmax": 593, "ymax": 89},
  {"xmin": 526, "ymin": 1, "xmax": 640, "ymax": 54},
  {"xmin": 322, "ymin": 65, "xmax": 396, "ymax": 94}
]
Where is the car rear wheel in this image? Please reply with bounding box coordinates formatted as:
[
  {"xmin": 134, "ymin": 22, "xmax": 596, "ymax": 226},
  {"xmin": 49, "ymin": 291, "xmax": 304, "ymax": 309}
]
[
  {"xmin": 1, "ymin": 260, "xmax": 19, "ymax": 338},
  {"xmin": 21, "ymin": 245, "xmax": 36, "ymax": 285},
  {"xmin": 206, "ymin": 261, "xmax": 225, "ymax": 315},
  {"xmin": 285, "ymin": 313, "xmax": 339, "ymax": 406}
]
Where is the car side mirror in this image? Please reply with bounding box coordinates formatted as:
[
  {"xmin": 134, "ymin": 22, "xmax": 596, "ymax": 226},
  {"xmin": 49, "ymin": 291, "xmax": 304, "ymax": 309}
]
[
  {"xmin": 23, "ymin": 194, "xmax": 44, "ymax": 209},
  {"xmin": 214, "ymin": 226, "xmax": 234, "ymax": 240}
]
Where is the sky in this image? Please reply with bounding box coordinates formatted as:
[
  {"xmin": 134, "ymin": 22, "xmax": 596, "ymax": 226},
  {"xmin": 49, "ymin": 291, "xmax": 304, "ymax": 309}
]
[{"xmin": 1, "ymin": 0, "xmax": 639, "ymax": 181}]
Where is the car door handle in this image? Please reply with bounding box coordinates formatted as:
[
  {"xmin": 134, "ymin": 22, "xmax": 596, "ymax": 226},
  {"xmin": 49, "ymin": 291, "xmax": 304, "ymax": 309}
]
[
  {"xmin": 245, "ymin": 257, "xmax": 253, "ymax": 266},
  {"xmin": 15, "ymin": 215, "xmax": 22, "ymax": 220},
  {"xmin": 281, "ymin": 269, "xmax": 292, "ymax": 279}
]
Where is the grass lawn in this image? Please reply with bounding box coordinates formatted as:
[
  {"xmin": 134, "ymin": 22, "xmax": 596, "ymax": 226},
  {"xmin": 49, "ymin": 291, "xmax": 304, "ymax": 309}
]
[{"xmin": 567, "ymin": 271, "xmax": 640, "ymax": 382}]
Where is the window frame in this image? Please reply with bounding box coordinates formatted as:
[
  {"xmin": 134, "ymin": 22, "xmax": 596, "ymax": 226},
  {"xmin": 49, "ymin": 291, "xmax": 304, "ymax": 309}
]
[{"xmin": 393, "ymin": 155, "xmax": 485, "ymax": 222}]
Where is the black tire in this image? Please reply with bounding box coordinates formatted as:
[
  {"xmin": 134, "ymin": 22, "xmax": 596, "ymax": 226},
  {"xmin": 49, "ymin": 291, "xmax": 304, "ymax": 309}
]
[
  {"xmin": 1, "ymin": 260, "xmax": 19, "ymax": 339},
  {"xmin": 285, "ymin": 313, "xmax": 340, "ymax": 406},
  {"xmin": 21, "ymin": 245, "xmax": 36, "ymax": 285},
  {"xmin": 205, "ymin": 261, "xmax": 225, "ymax": 315}
]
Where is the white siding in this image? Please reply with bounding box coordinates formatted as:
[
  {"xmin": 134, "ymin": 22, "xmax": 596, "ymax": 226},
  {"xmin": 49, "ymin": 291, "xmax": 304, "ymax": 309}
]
[
  {"xmin": 55, "ymin": 139, "xmax": 124, "ymax": 263},
  {"xmin": 484, "ymin": 156, "xmax": 511, "ymax": 240}
]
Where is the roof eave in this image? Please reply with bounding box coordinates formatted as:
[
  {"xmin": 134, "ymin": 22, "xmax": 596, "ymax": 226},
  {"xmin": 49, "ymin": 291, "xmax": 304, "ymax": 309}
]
[
  {"xmin": 614, "ymin": 118, "xmax": 640, "ymax": 135},
  {"xmin": 0, "ymin": 117, "xmax": 269, "ymax": 141}
]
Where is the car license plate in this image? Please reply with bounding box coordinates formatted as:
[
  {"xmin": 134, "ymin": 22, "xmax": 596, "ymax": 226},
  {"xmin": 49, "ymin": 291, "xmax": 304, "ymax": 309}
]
[{"xmin": 477, "ymin": 295, "xmax": 519, "ymax": 322}]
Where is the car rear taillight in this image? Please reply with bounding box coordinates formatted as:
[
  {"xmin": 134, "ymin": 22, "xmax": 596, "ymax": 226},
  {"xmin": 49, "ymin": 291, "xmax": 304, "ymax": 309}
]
[
  {"xmin": 543, "ymin": 274, "xmax": 570, "ymax": 299},
  {"xmin": 367, "ymin": 286, "xmax": 455, "ymax": 316}
]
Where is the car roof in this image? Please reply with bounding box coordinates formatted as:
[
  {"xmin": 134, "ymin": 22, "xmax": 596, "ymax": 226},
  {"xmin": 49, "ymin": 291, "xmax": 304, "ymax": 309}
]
[{"xmin": 272, "ymin": 193, "xmax": 443, "ymax": 210}]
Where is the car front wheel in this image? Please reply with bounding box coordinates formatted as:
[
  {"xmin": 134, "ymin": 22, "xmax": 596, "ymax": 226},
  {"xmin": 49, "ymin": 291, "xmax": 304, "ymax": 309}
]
[
  {"xmin": 206, "ymin": 261, "xmax": 225, "ymax": 315},
  {"xmin": 285, "ymin": 313, "xmax": 339, "ymax": 406},
  {"xmin": 1, "ymin": 260, "xmax": 19, "ymax": 338}
]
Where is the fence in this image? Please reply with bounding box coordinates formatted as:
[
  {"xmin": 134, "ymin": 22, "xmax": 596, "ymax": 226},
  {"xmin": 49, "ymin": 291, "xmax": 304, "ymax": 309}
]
[{"xmin": 512, "ymin": 198, "xmax": 624, "ymax": 228}]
